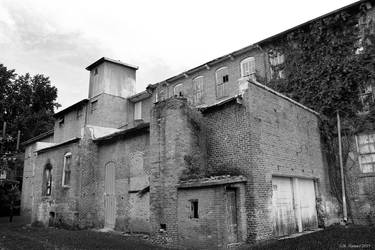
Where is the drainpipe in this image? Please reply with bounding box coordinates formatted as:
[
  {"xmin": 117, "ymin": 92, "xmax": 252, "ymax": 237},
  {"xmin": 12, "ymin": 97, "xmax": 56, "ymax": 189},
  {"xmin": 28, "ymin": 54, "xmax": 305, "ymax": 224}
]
[{"xmin": 337, "ymin": 111, "xmax": 348, "ymax": 223}]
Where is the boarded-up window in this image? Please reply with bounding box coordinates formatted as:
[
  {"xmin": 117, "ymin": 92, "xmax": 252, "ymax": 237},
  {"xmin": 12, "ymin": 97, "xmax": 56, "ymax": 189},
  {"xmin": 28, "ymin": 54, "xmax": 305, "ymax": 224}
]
[
  {"xmin": 240, "ymin": 57, "xmax": 256, "ymax": 77},
  {"xmin": 193, "ymin": 76, "xmax": 204, "ymax": 105},
  {"xmin": 134, "ymin": 101, "xmax": 142, "ymax": 120},
  {"xmin": 62, "ymin": 152, "xmax": 72, "ymax": 187},
  {"xmin": 216, "ymin": 67, "xmax": 229, "ymax": 98},
  {"xmin": 357, "ymin": 133, "xmax": 375, "ymax": 173}
]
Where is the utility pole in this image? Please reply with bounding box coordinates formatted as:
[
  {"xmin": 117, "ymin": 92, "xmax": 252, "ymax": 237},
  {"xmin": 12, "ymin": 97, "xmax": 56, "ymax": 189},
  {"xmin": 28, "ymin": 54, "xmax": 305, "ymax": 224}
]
[{"xmin": 337, "ymin": 111, "xmax": 348, "ymax": 223}]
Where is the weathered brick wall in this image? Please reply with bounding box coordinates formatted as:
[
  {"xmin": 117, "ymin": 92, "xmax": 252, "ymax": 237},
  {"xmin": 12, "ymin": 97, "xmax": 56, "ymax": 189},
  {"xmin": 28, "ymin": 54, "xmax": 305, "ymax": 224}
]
[
  {"xmin": 21, "ymin": 134, "xmax": 54, "ymax": 222},
  {"xmin": 149, "ymin": 97, "xmax": 204, "ymax": 247},
  {"xmin": 153, "ymin": 49, "xmax": 266, "ymax": 107},
  {"xmin": 32, "ymin": 141, "xmax": 80, "ymax": 226},
  {"xmin": 53, "ymin": 106, "xmax": 86, "ymax": 143},
  {"xmin": 203, "ymin": 83, "xmax": 338, "ymax": 242},
  {"xmin": 95, "ymin": 130, "xmax": 150, "ymax": 232},
  {"xmin": 87, "ymin": 93, "xmax": 128, "ymax": 129}
]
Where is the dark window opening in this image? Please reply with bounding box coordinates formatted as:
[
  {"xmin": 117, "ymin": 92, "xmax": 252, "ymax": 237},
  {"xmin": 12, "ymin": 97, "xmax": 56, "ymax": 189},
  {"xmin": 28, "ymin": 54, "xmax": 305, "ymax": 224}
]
[
  {"xmin": 91, "ymin": 100, "xmax": 98, "ymax": 113},
  {"xmin": 190, "ymin": 200, "xmax": 199, "ymax": 219},
  {"xmin": 223, "ymin": 75, "xmax": 229, "ymax": 83},
  {"xmin": 94, "ymin": 68, "xmax": 98, "ymax": 75},
  {"xmin": 160, "ymin": 224, "xmax": 167, "ymax": 230},
  {"xmin": 43, "ymin": 163, "xmax": 52, "ymax": 196},
  {"xmin": 58, "ymin": 117, "xmax": 64, "ymax": 127}
]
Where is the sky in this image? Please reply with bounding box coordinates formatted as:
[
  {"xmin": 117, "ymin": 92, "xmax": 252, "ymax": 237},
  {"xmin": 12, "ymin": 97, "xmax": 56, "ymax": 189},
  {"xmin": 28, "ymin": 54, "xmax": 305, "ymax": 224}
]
[{"xmin": 0, "ymin": 0, "xmax": 357, "ymax": 110}]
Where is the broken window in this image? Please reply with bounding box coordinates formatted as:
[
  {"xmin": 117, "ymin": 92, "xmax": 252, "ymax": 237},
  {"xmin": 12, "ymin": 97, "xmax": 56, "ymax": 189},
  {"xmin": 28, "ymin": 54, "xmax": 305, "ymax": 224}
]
[
  {"xmin": 193, "ymin": 76, "xmax": 204, "ymax": 105},
  {"xmin": 173, "ymin": 83, "xmax": 184, "ymax": 97},
  {"xmin": 357, "ymin": 133, "xmax": 375, "ymax": 173},
  {"xmin": 359, "ymin": 84, "xmax": 374, "ymax": 112},
  {"xmin": 189, "ymin": 200, "xmax": 199, "ymax": 219},
  {"xmin": 216, "ymin": 67, "xmax": 229, "ymax": 99},
  {"xmin": 43, "ymin": 163, "xmax": 52, "ymax": 196},
  {"xmin": 62, "ymin": 152, "xmax": 72, "ymax": 187}
]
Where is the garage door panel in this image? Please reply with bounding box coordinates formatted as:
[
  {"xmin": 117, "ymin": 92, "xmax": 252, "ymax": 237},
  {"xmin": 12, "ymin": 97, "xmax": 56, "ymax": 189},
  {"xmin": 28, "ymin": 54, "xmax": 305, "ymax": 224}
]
[{"xmin": 299, "ymin": 179, "xmax": 318, "ymax": 229}]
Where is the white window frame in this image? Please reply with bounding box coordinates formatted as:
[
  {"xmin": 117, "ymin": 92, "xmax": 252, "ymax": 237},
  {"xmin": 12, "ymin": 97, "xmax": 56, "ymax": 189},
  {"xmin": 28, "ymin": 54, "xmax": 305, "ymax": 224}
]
[
  {"xmin": 356, "ymin": 133, "xmax": 375, "ymax": 173},
  {"xmin": 174, "ymin": 83, "xmax": 184, "ymax": 96},
  {"xmin": 216, "ymin": 67, "xmax": 229, "ymax": 98},
  {"xmin": 134, "ymin": 101, "xmax": 142, "ymax": 120},
  {"xmin": 62, "ymin": 152, "xmax": 72, "ymax": 187},
  {"xmin": 193, "ymin": 76, "xmax": 204, "ymax": 105},
  {"xmin": 240, "ymin": 57, "xmax": 256, "ymax": 78}
]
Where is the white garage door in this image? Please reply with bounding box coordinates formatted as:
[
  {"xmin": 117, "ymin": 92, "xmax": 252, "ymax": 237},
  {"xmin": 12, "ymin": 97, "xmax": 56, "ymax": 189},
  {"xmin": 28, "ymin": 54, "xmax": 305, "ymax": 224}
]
[{"xmin": 272, "ymin": 177, "xmax": 318, "ymax": 237}]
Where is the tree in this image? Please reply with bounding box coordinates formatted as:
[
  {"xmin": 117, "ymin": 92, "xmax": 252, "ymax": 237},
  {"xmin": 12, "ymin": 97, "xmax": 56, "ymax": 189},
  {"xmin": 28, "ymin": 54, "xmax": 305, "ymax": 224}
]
[{"xmin": 0, "ymin": 64, "xmax": 60, "ymax": 216}]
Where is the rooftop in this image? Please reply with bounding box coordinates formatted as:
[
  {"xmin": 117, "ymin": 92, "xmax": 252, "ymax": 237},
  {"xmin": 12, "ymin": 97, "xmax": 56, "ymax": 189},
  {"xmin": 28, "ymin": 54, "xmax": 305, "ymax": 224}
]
[{"xmin": 86, "ymin": 57, "xmax": 139, "ymax": 71}]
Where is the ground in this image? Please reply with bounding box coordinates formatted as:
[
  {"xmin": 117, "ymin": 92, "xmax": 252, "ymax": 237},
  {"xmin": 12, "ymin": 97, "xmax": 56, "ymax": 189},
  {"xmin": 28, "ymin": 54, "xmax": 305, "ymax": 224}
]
[
  {"xmin": 1, "ymin": 218, "xmax": 375, "ymax": 249},
  {"xmin": 0, "ymin": 217, "xmax": 167, "ymax": 250}
]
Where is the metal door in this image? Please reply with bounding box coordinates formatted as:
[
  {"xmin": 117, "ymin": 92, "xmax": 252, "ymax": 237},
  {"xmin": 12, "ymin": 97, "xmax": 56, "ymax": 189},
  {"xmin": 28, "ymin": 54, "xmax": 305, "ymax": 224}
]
[
  {"xmin": 272, "ymin": 177, "xmax": 297, "ymax": 237},
  {"xmin": 104, "ymin": 162, "xmax": 116, "ymax": 229},
  {"xmin": 226, "ymin": 188, "xmax": 238, "ymax": 243},
  {"xmin": 299, "ymin": 178, "xmax": 318, "ymax": 230}
]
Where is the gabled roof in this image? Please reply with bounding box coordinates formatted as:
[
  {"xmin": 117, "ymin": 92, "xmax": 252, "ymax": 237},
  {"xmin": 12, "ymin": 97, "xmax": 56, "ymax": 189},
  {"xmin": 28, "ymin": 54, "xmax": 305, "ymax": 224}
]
[
  {"xmin": 86, "ymin": 57, "xmax": 139, "ymax": 71},
  {"xmin": 21, "ymin": 130, "xmax": 54, "ymax": 146}
]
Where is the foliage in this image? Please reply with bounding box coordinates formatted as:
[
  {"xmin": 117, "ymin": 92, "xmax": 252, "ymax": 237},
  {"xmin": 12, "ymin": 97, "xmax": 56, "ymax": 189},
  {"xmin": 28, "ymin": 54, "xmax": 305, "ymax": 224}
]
[{"xmin": 266, "ymin": 11, "xmax": 375, "ymax": 209}]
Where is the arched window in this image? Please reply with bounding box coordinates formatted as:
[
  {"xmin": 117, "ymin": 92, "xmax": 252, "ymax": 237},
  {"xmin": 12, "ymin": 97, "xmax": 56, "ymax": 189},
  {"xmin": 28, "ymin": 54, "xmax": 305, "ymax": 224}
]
[
  {"xmin": 216, "ymin": 67, "xmax": 229, "ymax": 98},
  {"xmin": 43, "ymin": 162, "xmax": 53, "ymax": 196},
  {"xmin": 173, "ymin": 83, "xmax": 184, "ymax": 96},
  {"xmin": 240, "ymin": 57, "xmax": 255, "ymax": 77},
  {"xmin": 62, "ymin": 152, "xmax": 72, "ymax": 187},
  {"xmin": 193, "ymin": 76, "xmax": 204, "ymax": 105}
]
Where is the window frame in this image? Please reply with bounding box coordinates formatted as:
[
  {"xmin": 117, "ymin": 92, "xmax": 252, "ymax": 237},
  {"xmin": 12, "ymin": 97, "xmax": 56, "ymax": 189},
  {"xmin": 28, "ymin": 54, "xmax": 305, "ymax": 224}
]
[
  {"xmin": 134, "ymin": 101, "xmax": 142, "ymax": 120},
  {"xmin": 189, "ymin": 199, "xmax": 199, "ymax": 219},
  {"xmin": 356, "ymin": 133, "xmax": 375, "ymax": 173},
  {"xmin": 62, "ymin": 152, "xmax": 72, "ymax": 188},
  {"xmin": 43, "ymin": 164, "xmax": 53, "ymax": 196},
  {"xmin": 240, "ymin": 57, "xmax": 256, "ymax": 78},
  {"xmin": 173, "ymin": 83, "xmax": 184, "ymax": 96},
  {"xmin": 192, "ymin": 76, "xmax": 204, "ymax": 105},
  {"xmin": 215, "ymin": 66, "xmax": 229, "ymax": 99}
]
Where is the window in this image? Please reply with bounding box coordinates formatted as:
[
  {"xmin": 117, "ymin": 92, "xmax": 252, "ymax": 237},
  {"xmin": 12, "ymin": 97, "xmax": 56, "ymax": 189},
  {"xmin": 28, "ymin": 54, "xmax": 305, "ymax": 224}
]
[
  {"xmin": 193, "ymin": 76, "xmax": 204, "ymax": 105},
  {"xmin": 189, "ymin": 200, "xmax": 199, "ymax": 219},
  {"xmin": 134, "ymin": 101, "xmax": 142, "ymax": 120},
  {"xmin": 94, "ymin": 68, "xmax": 98, "ymax": 75},
  {"xmin": 240, "ymin": 57, "xmax": 256, "ymax": 77},
  {"xmin": 91, "ymin": 100, "xmax": 98, "ymax": 113},
  {"xmin": 76, "ymin": 108, "xmax": 82, "ymax": 119},
  {"xmin": 0, "ymin": 170, "xmax": 6, "ymax": 180},
  {"xmin": 43, "ymin": 163, "xmax": 52, "ymax": 196},
  {"xmin": 216, "ymin": 67, "xmax": 229, "ymax": 98},
  {"xmin": 357, "ymin": 133, "xmax": 375, "ymax": 173},
  {"xmin": 268, "ymin": 51, "xmax": 285, "ymax": 79},
  {"xmin": 359, "ymin": 84, "xmax": 374, "ymax": 112},
  {"xmin": 173, "ymin": 83, "xmax": 184, "ymax": 96},
  {"xmin": 62, "ymin": 152, "xmax": 72, "ymax": 187},
  {"xmin": 58, "ymin": 117, "xmax": 64, "ymax": 127}
]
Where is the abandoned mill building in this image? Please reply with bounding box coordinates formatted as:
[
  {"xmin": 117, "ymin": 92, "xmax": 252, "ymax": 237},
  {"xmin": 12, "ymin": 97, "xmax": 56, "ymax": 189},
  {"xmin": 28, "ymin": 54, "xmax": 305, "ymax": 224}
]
[{"xmin": 20, "ymin": 0, "xmax": 375, "ymax": 248}]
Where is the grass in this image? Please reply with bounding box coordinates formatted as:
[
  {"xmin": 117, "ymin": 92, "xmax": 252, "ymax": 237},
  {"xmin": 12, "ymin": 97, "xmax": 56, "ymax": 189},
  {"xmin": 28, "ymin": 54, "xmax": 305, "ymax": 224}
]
[{"xmin": 243, "ymin": 225, "xmax": 375, "ymax": 250}]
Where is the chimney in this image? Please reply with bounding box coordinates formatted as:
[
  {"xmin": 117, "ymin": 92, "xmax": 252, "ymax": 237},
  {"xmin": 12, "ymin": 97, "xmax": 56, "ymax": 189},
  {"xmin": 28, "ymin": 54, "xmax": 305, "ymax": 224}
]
[{"xmin": 86, "ymin": 57, "xmax": 138, "ymax": 99}]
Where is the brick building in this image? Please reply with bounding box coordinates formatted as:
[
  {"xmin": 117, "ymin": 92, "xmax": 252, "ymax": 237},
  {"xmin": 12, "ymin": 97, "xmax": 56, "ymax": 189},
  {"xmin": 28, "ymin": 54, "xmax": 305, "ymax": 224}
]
[{"xmin": 20, "ymin": 0, "xmax": 375, "ymax": 248}]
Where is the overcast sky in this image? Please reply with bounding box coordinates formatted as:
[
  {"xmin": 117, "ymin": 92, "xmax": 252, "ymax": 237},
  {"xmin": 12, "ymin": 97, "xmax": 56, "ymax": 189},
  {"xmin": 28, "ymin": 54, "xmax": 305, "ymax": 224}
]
[{"xmin": 0, "ymin": 0, "xmax": 357, "ymax": 110}]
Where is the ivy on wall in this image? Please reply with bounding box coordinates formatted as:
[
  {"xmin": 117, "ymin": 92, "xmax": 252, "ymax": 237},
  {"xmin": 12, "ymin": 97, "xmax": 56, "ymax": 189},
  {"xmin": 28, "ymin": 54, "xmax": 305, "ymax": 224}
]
[{"xmin": 265, "ymin": 9, "xmax": 375, "ymax": 217}]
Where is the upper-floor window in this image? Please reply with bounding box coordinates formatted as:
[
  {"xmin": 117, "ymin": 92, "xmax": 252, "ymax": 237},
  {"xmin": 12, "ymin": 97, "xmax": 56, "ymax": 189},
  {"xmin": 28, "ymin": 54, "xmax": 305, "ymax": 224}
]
[
  {"xmin": 62, "ymin": 152, "xmax": 72, "ymax": 187},
  {"xmin": 91, "ymin": 100, "xmax": 98, "ymax": 113},
  {"xmin": 359, "ymin": 84, "xmax": 374, "ymax": 112},
  {"xmin": 76, "ymin": 108, "xmax": 83, "ymax": 119},
  {"xmin": 94, "ymin": 68, "xmax": 98, "ymax": 75},
  {"xmin": 216, "ymin": 67, "xmax": 229, "ymax": 99},
  {"xmin": 134, "ymin": 101, "xmax": 142, "ymax": 120},
  {"xmin": 357, "ymin": 133, "xmax": 375, "ymax": 173},
  {"xmin": 174, "ymin": 83, "xmax": 184, "ymax": 96},
  {"xmin": 58, "ymin": 117, "xmax": 64, "ymax": 127},
  {"xmin": 193, "ymin": 76, "xmax": 204, "ymax": 105},
  {"xmin": 240, "ymin": 57, "xmax": 256, "ymax": 78}
]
